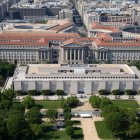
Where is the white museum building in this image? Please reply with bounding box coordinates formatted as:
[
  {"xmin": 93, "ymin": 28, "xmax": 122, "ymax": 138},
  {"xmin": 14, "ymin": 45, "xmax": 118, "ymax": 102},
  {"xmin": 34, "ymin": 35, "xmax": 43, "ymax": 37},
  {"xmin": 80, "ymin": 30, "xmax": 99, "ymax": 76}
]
[{"xmin": 13, "ymin": 64, "xmax": 140, "ymax": 94}]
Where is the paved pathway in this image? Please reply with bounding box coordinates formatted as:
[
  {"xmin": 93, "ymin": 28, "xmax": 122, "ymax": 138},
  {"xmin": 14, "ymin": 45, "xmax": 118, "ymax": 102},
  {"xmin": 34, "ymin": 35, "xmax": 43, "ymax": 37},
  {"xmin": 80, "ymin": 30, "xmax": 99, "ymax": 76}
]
[{"xmin": 72, "ymin": 117, "xmax": 102, "ymax": 140}]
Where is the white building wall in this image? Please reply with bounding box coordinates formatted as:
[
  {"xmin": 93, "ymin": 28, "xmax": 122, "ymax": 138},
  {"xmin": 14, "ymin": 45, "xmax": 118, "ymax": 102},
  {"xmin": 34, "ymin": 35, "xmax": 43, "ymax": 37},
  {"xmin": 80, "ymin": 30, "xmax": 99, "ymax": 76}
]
[
  {"xmin": 56, "ymin": 81, "xmax": 64, "ymax": 90},
  {"xmin": 14, "ymin": 81, "xmax": 21, "ymax": 91},
  {"xmin": 70, "ymin": 81, "xmax": 78, "ymax": 95},
  {"xmin": 28, "ymin": 81, "xmax": 35, "ymax": 90},
  {"xmin": 84, "ymin": 81, "xmax": 92, "ymax": 94},
  {"xmin": 98, "ymin": 81, "xmax": 106, "ymax": 90},
  {"xmin": 42, "ymin": 81, "xmax": 50, "ymax": 90}
]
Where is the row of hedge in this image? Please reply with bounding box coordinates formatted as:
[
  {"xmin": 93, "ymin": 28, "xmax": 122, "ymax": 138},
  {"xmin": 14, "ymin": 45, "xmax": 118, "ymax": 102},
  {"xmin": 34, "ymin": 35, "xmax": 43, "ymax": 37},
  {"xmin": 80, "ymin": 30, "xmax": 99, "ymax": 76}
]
[
  {"xmin": 15, "ymin": 89, "xmax": 65, "ymax": 96},
  {"xmin": 98, "ymin": 89, "xmax": 139, "ymax": 95}
]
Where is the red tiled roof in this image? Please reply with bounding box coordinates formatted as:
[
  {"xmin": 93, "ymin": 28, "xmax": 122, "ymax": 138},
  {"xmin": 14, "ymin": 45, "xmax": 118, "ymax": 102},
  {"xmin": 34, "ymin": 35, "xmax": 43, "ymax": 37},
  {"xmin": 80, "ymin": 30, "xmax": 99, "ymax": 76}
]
[
  {"xmin": 91, "ymin": 22, "xmax": 120, "ymax": 33},
  {"xmin": 94, "ymin": 38, "xmax": 140, "ymax": 47},
  {"xmin": 63, "ymin": 38, "xmax": 82, "ymax": 46},
  {"xmin": 1, "ymin": 32, "xmax": 80, "ymax": 38},
  {"xmin": 97, "ymin": 33, "xmax": 113, "ymax": 41}
]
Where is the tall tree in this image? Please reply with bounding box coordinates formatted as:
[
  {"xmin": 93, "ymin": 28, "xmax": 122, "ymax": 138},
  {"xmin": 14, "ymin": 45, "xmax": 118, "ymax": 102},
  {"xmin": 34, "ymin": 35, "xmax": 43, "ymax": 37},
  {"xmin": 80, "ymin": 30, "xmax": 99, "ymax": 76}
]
[
  {"xmin": 7, "ymin": 113, "xmax": 28, "ymax": 140},
  {"xmin": 22, "ymin": 96, "xmax": 35, "ymax": 109},
  {"xmin": 47, "ymin": 109, "xmax": 57, "ymax": 123},
  {"xmin": 105, "ymin": 112, "xmax": 127, "ymax": 136},
  {"xmin": 26, "ymin": 107, "xmax": 41, "ymax": 124}
]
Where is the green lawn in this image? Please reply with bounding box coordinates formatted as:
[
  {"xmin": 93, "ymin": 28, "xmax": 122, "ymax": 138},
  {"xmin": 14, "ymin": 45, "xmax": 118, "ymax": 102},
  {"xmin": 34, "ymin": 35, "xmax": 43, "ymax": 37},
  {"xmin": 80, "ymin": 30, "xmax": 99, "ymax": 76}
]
[
  {"xmin": 111, "ymin": 100, "xmax": 139, "ymax": 110},
  {"xmin": 95, "ymin": 121, "xmax": 117, "ymax": 139},
  {"xmin": 35, "ymin": 100, "xmax": 62, "ymax": 109},
  {"xmin": 39, "ymin": 124, "xmax": 83, "ymax": 140}
]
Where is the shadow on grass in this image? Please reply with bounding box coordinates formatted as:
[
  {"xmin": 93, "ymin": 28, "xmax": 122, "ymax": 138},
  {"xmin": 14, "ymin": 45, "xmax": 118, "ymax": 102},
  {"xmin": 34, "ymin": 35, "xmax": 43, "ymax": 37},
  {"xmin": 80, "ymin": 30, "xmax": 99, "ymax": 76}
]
[
  {"xmin": 73, "ymin": 120, "xmax": 81, "ymax": 125},
  {"xmin": 74, "ymin": 127, "xmax": 81, "ymax": 131},
  {"xmin": 71, "ymin": 127, "xmax": 84, "ymax": 139},
  {"xmin": 35, "ymin": 104, "xmax": 43, "ymax": 109},
  {"xmin": 72, "ymin": 134, "xmax": 84, "ymax": 139}
]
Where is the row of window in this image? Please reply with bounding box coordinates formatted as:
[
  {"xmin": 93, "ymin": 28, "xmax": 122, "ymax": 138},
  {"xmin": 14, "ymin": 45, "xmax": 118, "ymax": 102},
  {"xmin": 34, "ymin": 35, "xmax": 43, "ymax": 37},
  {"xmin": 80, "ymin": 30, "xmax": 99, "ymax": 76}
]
[{"xmin": 25, "ymin": 76, "xmax": 134, "ymax": 79}]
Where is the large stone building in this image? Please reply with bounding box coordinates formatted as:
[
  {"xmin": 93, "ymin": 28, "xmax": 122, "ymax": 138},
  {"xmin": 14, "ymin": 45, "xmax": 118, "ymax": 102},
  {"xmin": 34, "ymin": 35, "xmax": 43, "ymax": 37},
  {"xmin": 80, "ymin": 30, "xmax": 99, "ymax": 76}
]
[
  {"xmin": 13, "ymin": 64, "xmax": 140, "ymax": 94},
  {"xmin": 1, "ymin": 31, "xmax": 140, "ymax": 64}
]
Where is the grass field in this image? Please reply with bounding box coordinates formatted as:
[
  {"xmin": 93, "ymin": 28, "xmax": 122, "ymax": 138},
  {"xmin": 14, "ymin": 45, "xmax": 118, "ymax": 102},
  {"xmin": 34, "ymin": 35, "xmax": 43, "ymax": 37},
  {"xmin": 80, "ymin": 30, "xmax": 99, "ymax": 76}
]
[
  {"xmin": 111, "ymin": 100, "xmax": 139, "ymax": 110},
  {"xmin": 40, "ymin": 124, "xmax": 83, "ymax": 140},
  {"xmin": 95, "ymin": 121, "xmax": 117, "ymax": 139},
  {"xmin": 35, "ymin": 100, "xmax": 61, "ymax": 109}
]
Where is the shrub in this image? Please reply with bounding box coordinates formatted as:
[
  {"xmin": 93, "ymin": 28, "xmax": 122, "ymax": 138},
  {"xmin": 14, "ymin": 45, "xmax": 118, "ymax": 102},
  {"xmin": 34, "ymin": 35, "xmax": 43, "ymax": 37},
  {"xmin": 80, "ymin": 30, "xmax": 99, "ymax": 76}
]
[
  {"xmin": 28, "ymin": 90, "xmax": 37, "ymax": 96},
  {"xmin": 66, "ymin": 126, "xmax": 74, "ymax": 136},
  {"xmin": 61, "ymin": 96, "xmax": 79, "ymax": 108},
  {"xmin": 89, "ymin": 95, "xmax": 101, "ymax": 108},
  {"xmin": 15, "ymin": 90, "xmax": 22, "ymax": 96},
  {"xmin": 64, "ymin": 112, "xmax": 72, "ymax": 121},
  {"xmin": 65, "ymin": 120, "xmax": 73, "ymax": 127},
  {"xmin": 98, "ymin": 89, "xmax": 110, "ymax": 95},
  {"xmin": 22, "ymin": 96, "xmax": 35, "ymax": 109},
  {"xmin": 125, "ymin": 90, "xmax": 137, "ymax": 95},
  {"xmin": 55, "ymin": 90, "xmax": 65, "ymax": 96},
  {"xmin": 41, "ymin": 90, "xmax": 54, "ymax": 96},
  {"xmin": 112, "ymin": 90, "xmax": 124, "ymax": 95}
]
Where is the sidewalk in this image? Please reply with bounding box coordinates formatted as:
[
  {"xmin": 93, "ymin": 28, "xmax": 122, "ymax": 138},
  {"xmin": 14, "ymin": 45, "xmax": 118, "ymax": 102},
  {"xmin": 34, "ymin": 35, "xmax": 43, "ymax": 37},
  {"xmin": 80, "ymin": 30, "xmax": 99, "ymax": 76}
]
[{"xmin": 72, "ymin": 117, "xmax": 102, "ymax": 140}]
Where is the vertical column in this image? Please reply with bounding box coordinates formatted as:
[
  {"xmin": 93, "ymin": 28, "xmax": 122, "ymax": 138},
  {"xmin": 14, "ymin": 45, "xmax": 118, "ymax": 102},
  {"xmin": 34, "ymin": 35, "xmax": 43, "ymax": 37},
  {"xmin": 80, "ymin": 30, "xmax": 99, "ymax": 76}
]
[
  {"xmin": 102, "ymin": 52, "xmax": 104, "ymax": 60},
  {"xmin": 66, "ymin": 49, "xmax": 68, "ymax": 60},
  {"xmin": 44, "ymin": 51, "xmax": 46, "ymax": 60},
  {"xmin": 106, "ymin": 52, "xmax": 108, "ymax": 61},
  {"xmin": 81, "ymin": 49, "xmax": 83, "ymax": 60},
  {"xmin": 70, "ymin": 49, "xmax": 72, "ymax": 60},
  {"xmin": 98, "ymin": 52, "xmax": 100, "ymax": 60},
  {"xmin": 40, "ymin": 51, "xmax": 42, "ymax": 62},
  {"xmin": 78, "ymin": 49, "xmax": 80, "ymax": 60},
  {"xmin": 74, "ymin": 49, "xmax": 76, "ymax": 61}
]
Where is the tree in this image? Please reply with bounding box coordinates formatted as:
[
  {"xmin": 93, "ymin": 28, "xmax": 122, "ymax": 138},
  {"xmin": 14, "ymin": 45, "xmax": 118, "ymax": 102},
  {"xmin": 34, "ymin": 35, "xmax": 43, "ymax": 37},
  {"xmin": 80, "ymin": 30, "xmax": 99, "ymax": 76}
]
[
  {"xmin": 98, "ymin": 89, "xmax": 110, "ymax": 95},
  {"xmin": 128, "ymin": 60, "xmax": 140, "ymax": 70},
  {"xmin": 0, "ymin": 61, "xmax": 15, "ymax": 79},
  {"xmin": 15, "ymin": 90, "xmax": 23, "ymax": 96},
  {"xmin": 66, "ymin": 126, "xmax": 74, "ymax": 136},
  {"xmin": 65, "ymin": 120, "xmax": 73, "ymax": 127},
  {"xmin": 30, "ymin": 124, "xmax": 42, "ymax": 137},
  {"xmin": 28, "ymin": 90, "xmax": 37, "ymax": 96},
  {"xmin": 11, "ymin": 102, "xmax": 25, "ymax": 113},
  {"xmin": 26, "ymin": 107, "xmax": 41, "ymax": 124},
  {"xmin": 112, "ymin": 90, "xmax": 124, "ymax": 95},
  {"xmin": 0, "ymin": 99, "xmax": 12, "ymax": 109},
  {"xmin": 99, "ymin": 97, "xmax": 112, "ymax": 109},
  {"xmin": 64, "ymin": 112, "xmax": 72, "ymax": 121},
  {"xmin": 3, "ymin": 89, "xmax": 15, "ymax": 100},
  {"xmin": 0, "ymin": 75, "xmax": 4, "ymax": 86},
  {"xmin": 127, "ymin": 122, "xmax": 140, "ymax": 138},
  {"xmin": 125, "ymin": 90, "xmax": 137, "ymax": 95},
  {"xmin": 105, "ymin": 112, "xmax": 127, "ymax": 136},
  {"xmin": 64, "ymin": 107, "xmax": 71, "ymax": 114},
  {"xmin": 7, "ymin": 113, "xmax": 28, "ymax": 140},
  {"xmin": 55, "ymin": 90, "xmax": 65, "ymax": 96},
  {"xmin": 89, "ymin": 96, "xmax": 101, "ymax": 108},
  {"xmin": 47, "ymin": 109, "xmax": 58, "ymax": 123},
  {"xmin": 0, "ymin": 110, "xmax": 7, "ymax": 140},
  {"xmin": 22, "ymin": 96, "xmax": 35, "ymax": 109},
  {"xmin": 41, "ymin": 90, "xmax": 54, "ymax": 96},
  {"xmin": 65, "ymin": 96, "xmax": 79, "ymax": 108}
]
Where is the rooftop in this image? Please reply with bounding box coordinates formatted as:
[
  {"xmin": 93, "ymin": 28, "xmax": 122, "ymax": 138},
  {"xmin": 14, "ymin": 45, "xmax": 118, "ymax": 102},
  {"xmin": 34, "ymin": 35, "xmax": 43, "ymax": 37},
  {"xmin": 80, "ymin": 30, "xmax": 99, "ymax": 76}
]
[{"xmin": 16, "ymin": 64, "xmax": 135, "ymax": 77}]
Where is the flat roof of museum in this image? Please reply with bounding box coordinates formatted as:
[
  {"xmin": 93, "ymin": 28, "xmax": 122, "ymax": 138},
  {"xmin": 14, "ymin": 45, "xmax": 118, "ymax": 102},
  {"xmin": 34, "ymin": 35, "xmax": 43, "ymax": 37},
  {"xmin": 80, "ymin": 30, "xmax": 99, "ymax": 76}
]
[{"xmin": 26, "ymin": 64, "xmax": 134, "ymax": 75}]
